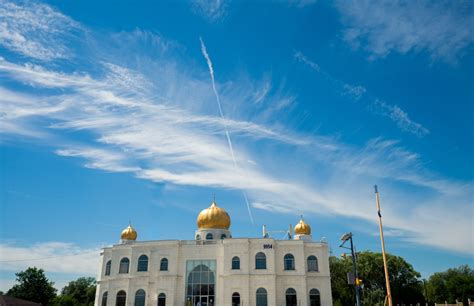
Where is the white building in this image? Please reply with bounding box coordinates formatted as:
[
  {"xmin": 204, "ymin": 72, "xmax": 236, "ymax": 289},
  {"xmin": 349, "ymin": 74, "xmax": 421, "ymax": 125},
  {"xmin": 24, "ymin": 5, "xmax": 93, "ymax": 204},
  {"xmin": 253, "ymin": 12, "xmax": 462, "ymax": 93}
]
[{"xmin": 94, "ymin": 201, "xmax": 333, "ymax": 306}]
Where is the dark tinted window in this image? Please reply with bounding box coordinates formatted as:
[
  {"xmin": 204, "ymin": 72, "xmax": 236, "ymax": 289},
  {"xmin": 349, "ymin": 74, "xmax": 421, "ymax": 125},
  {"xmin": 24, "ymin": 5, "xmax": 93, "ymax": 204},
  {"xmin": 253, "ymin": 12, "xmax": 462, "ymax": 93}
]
[
  {"xmin": 284, "ymin": 254, "xmax": 295, "ymax": 270},
  {"xmin": 160, "ymin": 258, "xmax": 168, "ymax": 271},
  {"xmin": 232, "ymin": 256, "xmax": 240, "ymax": 270},
  {"xmin": 119, "ymin": 258, "xmax": 129, "ymax": 274},
  {"xmin": 255, "ymin": 252, "xmax": 266, "ymax": 269},
  {"xmin": 137, "ymin": 255, "xmax": 148, "ymax": 272}
]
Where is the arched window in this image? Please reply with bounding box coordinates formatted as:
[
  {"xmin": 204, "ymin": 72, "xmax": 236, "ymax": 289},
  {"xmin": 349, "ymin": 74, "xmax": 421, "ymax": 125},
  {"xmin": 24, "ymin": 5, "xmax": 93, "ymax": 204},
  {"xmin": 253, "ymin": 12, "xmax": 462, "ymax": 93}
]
[
  {"xmin": 206, "ymin": 233, "xmax": 213, "ymax": 240},
  {"xmin": 137, "ymin": 255, "xmax": 148, "ymax": 272},
  {"xmin": 160, "ymin": 258, "xmax": 168, "ymax": 271},
  {"xmin": 255, "ymin": 252, "xmax": 266, "ymax": 269},
  {"xmin": 134, "ymin": 289, "xmax": 145, "ymax": 306},
  {"xmin": 101, "ymin": 291, "xmax": 108, "ymax": 306},
  {"xmin": 157, "ymin": 293, "xmax": 166, "ymax": 306},
  {"xmin": 286, "ymin": 288, "xmax": 297, "ymax": 306},
  {"xmin": 119, "ymin": 258, "xmax": 129, "ymax": 274},
  {"xmin": 232, "ymin": 256, "xmax": 240, "ymax": 270},
  {"xmin": 116, "ymin": 290, "xmax": 126, "ymax": 306},
  {"xmin": 307, "ymin": 255, "xmax": 318, "ymax": 272},
  {"xmin": 309, "ymin": 288, "xmax": 321, "ymax": 306},
  {"xmin": 196, "ymin": 234, "xmax": 201, "ymax": 240},
  {"xmin": 284, "ymin": 254, "xmax": 295, "ymax": 270},
  {"xmin": 232, "ymin": 292, "xmax": 240, "ymax": 306},
  {"xmin": 105, "ymin": 260, "xmax": 111, "ymax": 276},
  {"xmin": 256, "ymin": 288, "xmax": 267, "ymax": 306},
  {"xmin": 221, "ymin": 233, "xmax": 227, "ymax": 239}
]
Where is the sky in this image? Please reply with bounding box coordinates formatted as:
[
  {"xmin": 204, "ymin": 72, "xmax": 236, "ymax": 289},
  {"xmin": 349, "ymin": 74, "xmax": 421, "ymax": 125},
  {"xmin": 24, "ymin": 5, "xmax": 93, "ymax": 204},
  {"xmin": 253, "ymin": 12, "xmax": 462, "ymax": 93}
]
[{"xmin": 0, "ymin": 0, "xmax": 473, "ymax": 292}]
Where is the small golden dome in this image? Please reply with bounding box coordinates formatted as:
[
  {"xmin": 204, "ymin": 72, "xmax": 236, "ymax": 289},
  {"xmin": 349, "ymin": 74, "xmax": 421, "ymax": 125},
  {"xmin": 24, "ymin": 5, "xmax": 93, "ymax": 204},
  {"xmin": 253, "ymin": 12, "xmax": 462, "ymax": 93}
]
[
  {"xmin": 121, "ymin": 224, "xmax": 137, "ymax": 240},
  {"xmin": 197, "ymin": 201, "xmax": 231, "ymax": 229},
  {"xmin": 294, "ymin": 217, "xmax": 311, "ymax": 235}
]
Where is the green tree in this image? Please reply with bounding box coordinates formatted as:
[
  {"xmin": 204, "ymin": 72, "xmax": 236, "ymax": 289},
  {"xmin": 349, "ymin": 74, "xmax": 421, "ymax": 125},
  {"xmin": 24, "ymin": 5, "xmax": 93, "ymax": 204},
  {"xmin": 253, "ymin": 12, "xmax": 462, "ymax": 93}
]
[
  {"xmin": 329, "ymin": 256, "xmax": 355, "ymax": 306},
  {"xmin": 53, "ymin": 277, "xmax": 96, "ymax": 306},
  {"xmin": 330, "ymin": 251, "xmax": 425, "ymax": 305},
  {"xmin": 426, "ymin": 265, "xmax": 474, "ymax": 305},
  {"xmin": 7, "ymin": 267, "xmax": 57, "ymax": 305}
]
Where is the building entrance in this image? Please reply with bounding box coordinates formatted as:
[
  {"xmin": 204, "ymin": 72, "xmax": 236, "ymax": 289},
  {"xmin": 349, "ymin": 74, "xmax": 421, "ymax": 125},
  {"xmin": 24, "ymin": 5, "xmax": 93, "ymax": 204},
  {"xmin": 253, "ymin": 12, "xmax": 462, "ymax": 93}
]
[{"xmin": 186, "ymin": 260, "xmax": 216, "ymax": 306}]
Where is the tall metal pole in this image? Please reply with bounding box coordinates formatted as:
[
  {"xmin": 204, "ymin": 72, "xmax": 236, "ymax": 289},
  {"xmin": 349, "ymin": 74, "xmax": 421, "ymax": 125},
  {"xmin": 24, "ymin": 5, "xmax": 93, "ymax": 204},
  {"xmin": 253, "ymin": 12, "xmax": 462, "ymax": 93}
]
[
  {"xmin": 350, "ymin": 236, "xmax": 361, "ymax": 306},
  {"xmin": 375, "ymin": 185, "xmax": 393, "ymax": 306}
]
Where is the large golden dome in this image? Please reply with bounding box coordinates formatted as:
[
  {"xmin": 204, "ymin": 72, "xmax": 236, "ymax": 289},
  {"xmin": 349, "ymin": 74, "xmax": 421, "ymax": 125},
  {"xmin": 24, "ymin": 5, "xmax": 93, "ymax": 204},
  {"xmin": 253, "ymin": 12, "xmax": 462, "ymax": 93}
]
[
  {"xmin": 121, "ymin": 224, "xmax": 137, "ymax": 240},
  {"xmin": 197, "ymin": 201, "xmax": 231, "ymax": 229},
  {"xmin": 294, "ymin": 217, "xmax": 311, "ymax": 235}
]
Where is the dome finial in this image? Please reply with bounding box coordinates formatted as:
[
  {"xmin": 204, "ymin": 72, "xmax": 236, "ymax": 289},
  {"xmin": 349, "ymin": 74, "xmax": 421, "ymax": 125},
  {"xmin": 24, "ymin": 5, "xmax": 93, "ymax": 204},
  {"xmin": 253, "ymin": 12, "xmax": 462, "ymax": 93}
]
[
  {"xmin": 121, "ymin": 222, "xmax": 137, "ymax": 241},
  {"xmin": 197, "ymin": 199, "xmax": 231, "ymax": 229},
  {"xmin": 294, "ymin": 216, "xmax": 311, "ymax": 235}
]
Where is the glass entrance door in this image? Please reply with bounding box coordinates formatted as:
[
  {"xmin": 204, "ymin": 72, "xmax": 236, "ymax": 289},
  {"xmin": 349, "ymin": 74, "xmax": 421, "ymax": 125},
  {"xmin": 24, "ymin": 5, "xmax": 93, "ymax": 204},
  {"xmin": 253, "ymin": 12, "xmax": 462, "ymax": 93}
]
[{"xmin": 186, "ymin": 260, "xmax": 216, "ymax": 306}]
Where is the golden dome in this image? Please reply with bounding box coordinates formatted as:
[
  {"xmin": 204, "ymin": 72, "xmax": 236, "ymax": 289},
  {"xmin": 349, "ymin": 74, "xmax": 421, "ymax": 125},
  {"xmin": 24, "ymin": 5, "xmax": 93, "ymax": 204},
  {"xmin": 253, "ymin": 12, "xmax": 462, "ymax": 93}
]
[
  {"xmin": 197, "ymin": 201, "xmax": 231, "ymax": 229},
  {"xmin": 121, "ymin": 224, "xmax": 137, "ymax": 240},
  {"xmin": 294, "ymin": 217, "xmax": 311, "ymax": 235}
]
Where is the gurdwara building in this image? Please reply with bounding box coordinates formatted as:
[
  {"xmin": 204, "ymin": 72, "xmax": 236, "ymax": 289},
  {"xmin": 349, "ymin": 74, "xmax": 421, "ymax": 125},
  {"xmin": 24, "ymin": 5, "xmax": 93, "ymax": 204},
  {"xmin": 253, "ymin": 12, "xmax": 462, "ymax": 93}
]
[{"xmin": 94, "ymin": 201, "xmax": 333, "ymax": 306}]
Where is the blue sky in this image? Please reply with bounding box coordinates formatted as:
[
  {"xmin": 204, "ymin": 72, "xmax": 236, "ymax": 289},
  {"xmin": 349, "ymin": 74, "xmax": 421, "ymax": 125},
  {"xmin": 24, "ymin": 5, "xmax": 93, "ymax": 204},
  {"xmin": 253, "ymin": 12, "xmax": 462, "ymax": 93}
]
[{"xmin": 0, "ymin": 0, "xmax": 473, "ymax": 291}]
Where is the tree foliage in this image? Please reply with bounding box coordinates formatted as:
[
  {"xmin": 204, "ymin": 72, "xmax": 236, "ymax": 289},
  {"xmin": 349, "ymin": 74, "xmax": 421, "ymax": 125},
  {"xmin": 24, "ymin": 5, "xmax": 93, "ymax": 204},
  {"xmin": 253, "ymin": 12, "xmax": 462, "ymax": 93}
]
[
  {"xmin": 330, "ymin": 251, "xmax": 425, "ymax": 305},
  {"xmin": 6, "ymin": 267, "xmax": 57, "ymax": 305},
  {"xmin": 53, "ymin": 277, "xmax": 96, "ymax": 306},
  {"xmin": 425, "ymin": 265, "xmax": 474, "ymax": 305}
]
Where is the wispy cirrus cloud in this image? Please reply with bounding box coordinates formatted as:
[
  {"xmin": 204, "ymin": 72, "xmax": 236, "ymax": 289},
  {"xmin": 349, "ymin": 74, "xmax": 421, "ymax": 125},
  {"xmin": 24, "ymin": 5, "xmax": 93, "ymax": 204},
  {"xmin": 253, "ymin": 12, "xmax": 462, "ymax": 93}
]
[
  {"xmin": 285, "ymin": 0, "xmax": 318, "ymax": 8},
  {"xmin": 335, "ymin": 0, "xmax": 474, "ymax": 62},
  {"xmin": 0, "ymin": 241, "xmax": 99, "ymax": 291},
  {"xmin": 191, "ymin": 0, "xmax": 229, "ymax": 22},
  {"xmin": 0, "ymin": 0, "xmax": 81, "ymax": 61},
  {"xmin": 295, "ymin": 51, "xmax": 429, "ymax": 137},
  {"xmin": 0, "ymin": 242, "xmax": 99, "ymax": 275},
  {"xmin": 0, "ymin": 0, "xmax": 472, "ymax": 259}
]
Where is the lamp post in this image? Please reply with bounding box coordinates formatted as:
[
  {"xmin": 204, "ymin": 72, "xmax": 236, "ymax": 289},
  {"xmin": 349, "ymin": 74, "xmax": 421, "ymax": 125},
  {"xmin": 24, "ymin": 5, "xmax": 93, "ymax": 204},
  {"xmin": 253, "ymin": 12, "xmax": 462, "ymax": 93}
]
[{"xmin": 340, "ymin": 232, "xmax": 361, "ymax": 306}]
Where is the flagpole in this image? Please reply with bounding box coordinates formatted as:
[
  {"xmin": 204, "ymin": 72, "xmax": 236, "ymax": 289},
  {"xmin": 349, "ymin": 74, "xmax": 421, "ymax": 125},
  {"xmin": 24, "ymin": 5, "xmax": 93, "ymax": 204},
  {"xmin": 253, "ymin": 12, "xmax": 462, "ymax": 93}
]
[{"xmin": 375, "ymin": 185, "xmax": 393, "ymax": 306}]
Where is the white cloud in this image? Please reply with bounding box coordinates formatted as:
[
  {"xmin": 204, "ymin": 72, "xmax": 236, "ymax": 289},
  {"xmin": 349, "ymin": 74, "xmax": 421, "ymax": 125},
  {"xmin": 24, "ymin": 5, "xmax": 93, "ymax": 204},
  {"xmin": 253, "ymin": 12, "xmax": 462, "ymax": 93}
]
[
  {"xmin": 0, "ymin": 242, "xmax": 99, "ymax": 275},
  {"xmin": 371, "ymin": 99, "xmax": 430, "ymax": 137},
  {"xmin": 0, "ymin": 0, "xmax": 81, "ymax": 60},
  {"xmin": 295, "ymin": 51, "xmax": 429, "ymax": 137},
  {"xmin": 286, "ymin": 0, "xmax": 318, "ymax": 8},
  {"xmin": 335, "ymin": 0, "xmax": 474, "ymax": 62},
  {"xmin": 0, "ymin": 2, "xmax": 471, "ymax": 256},
  {"xmin": 343, "ymin": 84, "xmax": 366, "ymax": 101},
  {"xmin": 191, "ymin": 0, "xmax": 229, "ymax": 22}
]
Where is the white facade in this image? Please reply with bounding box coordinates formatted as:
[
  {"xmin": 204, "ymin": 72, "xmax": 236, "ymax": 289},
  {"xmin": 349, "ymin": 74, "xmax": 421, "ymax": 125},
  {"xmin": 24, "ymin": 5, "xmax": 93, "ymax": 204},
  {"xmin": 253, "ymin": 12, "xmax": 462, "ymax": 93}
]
[
  {"xmin": 94, "ymin": 237, "xmax": 332, "ymax": 306},
  {"xmin": 94, "ymin": 203, "xmax": 332, "ymax": 306}
]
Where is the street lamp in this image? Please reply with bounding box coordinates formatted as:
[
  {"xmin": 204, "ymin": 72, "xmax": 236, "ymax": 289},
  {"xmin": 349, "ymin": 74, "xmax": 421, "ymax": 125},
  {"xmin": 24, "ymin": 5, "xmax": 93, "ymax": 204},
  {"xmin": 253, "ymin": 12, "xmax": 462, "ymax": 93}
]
[{"xmin": 339, "ymin": 232, "xmax": 361, "ymax": 306}]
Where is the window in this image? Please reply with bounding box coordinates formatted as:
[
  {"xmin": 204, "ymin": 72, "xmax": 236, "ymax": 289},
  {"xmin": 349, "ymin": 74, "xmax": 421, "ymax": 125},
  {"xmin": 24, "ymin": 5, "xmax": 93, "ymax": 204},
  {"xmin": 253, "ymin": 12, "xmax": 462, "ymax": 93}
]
[
  {"xmin": 307, "ymin": 255, "xmax": 318, "ymax": 272},
  {"xmin": 185, "ymin": 260, "xmax": 216, "ymax": 305},
  {"xmin": 256, "ymin": 288, "xmax": 267, "ymax": 306},
  {"xmin": 101, "ymin": 292, "xmax": 108, "ymax": 306},
  {"xmin": 286, "ymin": 288, "xmax": 297, "ymax": 306},
  {"xmin": 160, "ymin": 258, "xmax": 168, "ymax": 271},
  {"xmin": 196, "ymin": 234, "xmax": 201, "ymax": 240},
  {"xmin": 134, "ymin": 289, "xmax": 145, "ymax": 306},
  {"xmin": 119, "ymin": 258, "xmax": 129, "ymax": 274},
  {"xmin": 284, "ymin": 254, "xmax": 295, "ymax": 271},
  {"xmin": 158, "ymin": 293, "xmax": 166, "ymax": 306},
  {"xmin": 232, "ymin": 292, "xmax": 240, "ymax": 306},
  {"xmin": 105, "ymin": 260, "xmax": 111, "ymax": 276},
  {"xmin": 137, "ymin": 255, "xmax": 148, "ymax": 272},
  {"xmin": 231, "ymin": 256, "xmax": 240, "ymax": 270},
  {"xmin": 116, "ymin": 290, "xmax": 126, "ymax": 306},
  {"xmin": 255, "ymin": 252, "xmax": 266, "ymax": 269},
  {"xmin": 206, "ymin": 233, "xmax": 213, "ymax": 240},
  {"xmin": 221, "ymin": 234, "xmax": 227, "ymax": 239},
  {"xmin": 309, "ymin": 288, "xmax": 321, "ymax": 306}
]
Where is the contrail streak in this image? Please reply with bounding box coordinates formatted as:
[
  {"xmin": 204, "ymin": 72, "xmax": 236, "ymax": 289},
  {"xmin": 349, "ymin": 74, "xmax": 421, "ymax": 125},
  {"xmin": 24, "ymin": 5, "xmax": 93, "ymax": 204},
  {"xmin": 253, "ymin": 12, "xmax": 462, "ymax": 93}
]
[{"xmin": 199, "ymin": 37, "xmax": 255, "ymax": 225}]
